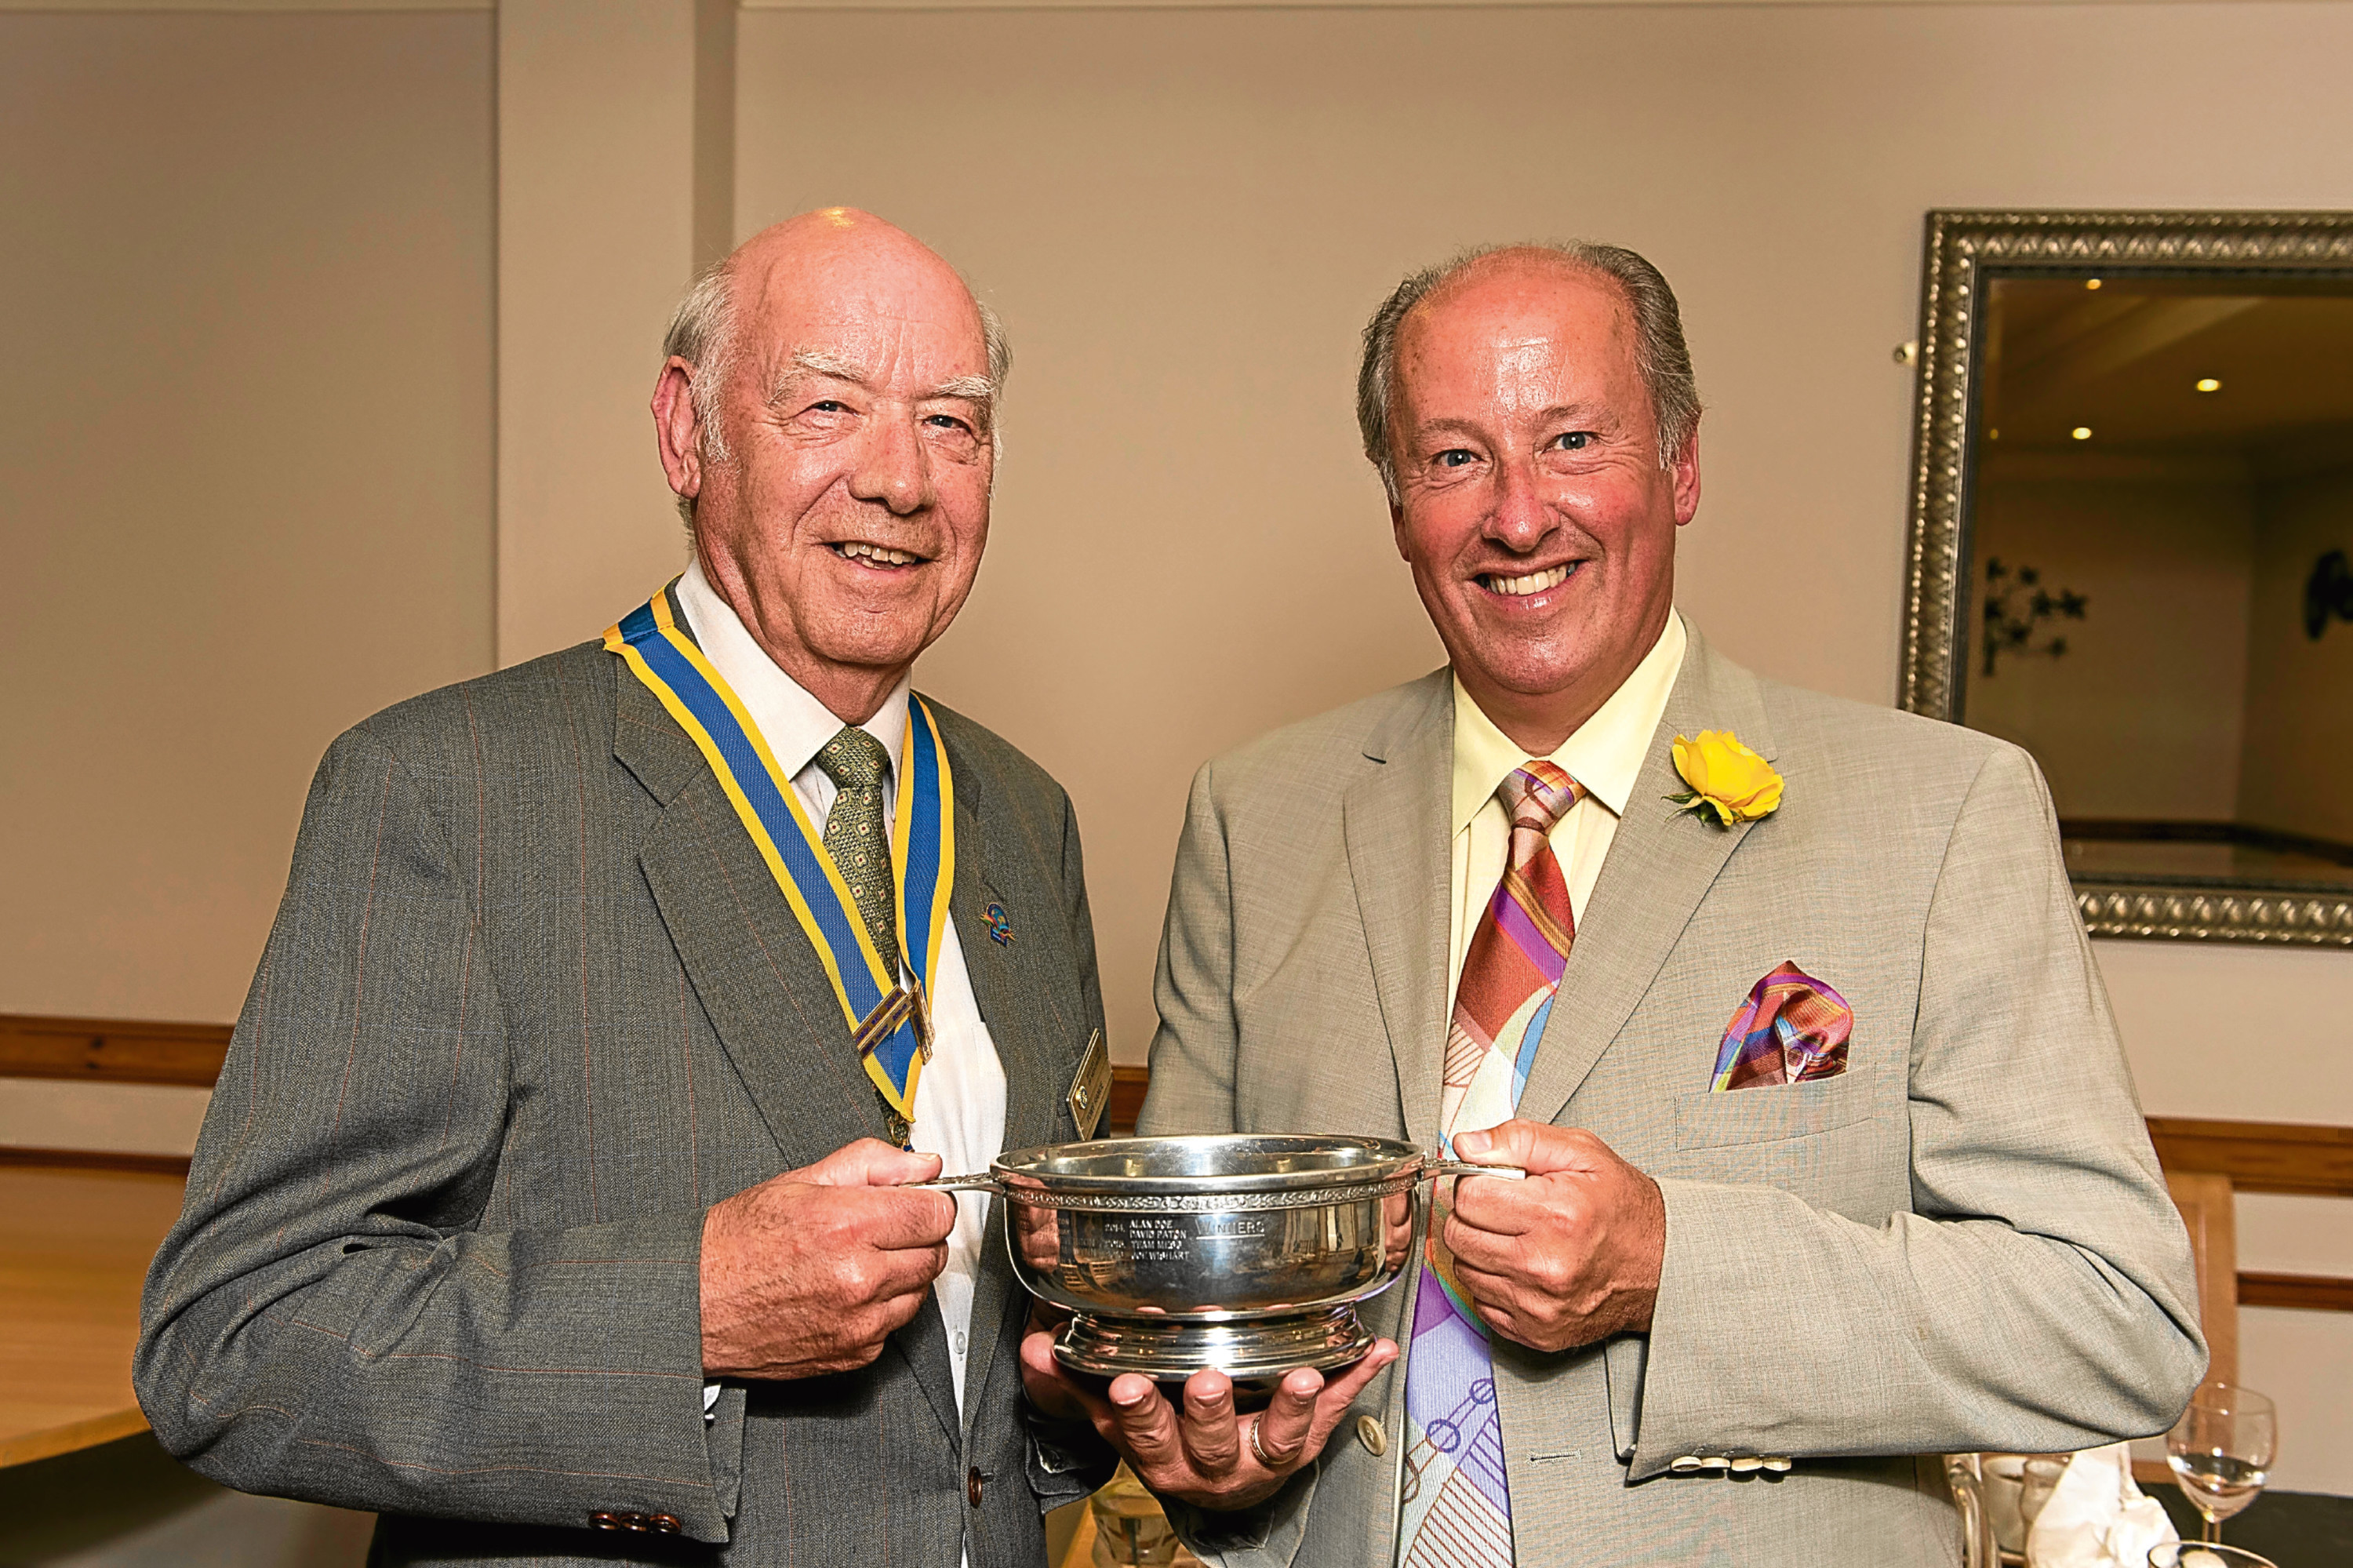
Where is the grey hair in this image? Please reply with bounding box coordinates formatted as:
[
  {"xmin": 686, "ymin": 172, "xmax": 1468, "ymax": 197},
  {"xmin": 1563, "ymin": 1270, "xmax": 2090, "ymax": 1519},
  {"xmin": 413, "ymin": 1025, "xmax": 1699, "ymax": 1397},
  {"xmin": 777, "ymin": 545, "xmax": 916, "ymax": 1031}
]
[
  {"xmin": 660, "ymin": 257, "xmax": 1013, "ymax": 525},
  {"xmin": 1355, "ymin": 241, "xmax": 1702, "ymax": 504}
]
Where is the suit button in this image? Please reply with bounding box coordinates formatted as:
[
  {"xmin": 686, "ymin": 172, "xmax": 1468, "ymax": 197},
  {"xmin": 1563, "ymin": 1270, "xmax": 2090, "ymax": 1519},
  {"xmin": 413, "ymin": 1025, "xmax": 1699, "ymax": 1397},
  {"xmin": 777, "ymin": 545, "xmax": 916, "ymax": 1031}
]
[
  {"xmin": 1762, "ymin": 1456, "xmax": 1793, "ymax": 1472},
  {"xmin": 1356, "ymin": 1415, "xmax": 1388, "ymax": 1457},
  {"xmin": 1729, "ymin": 1454, "xmax": 1764, "ymax": 1473},
  {"xmin": 967, "ymin": 1466, "xmax": 984, "ymax": 1508},
  {"xmin": 589, "ymin": 1512, "xmax": 620, "ymax": 1530},
  {"xmin": 650, "ymin": 1513, "xmax": 682, "ymax": 1533},
  {"xmin": 1669, "ymin": 1456, "xmax": 1704, "ymax": 1474}
]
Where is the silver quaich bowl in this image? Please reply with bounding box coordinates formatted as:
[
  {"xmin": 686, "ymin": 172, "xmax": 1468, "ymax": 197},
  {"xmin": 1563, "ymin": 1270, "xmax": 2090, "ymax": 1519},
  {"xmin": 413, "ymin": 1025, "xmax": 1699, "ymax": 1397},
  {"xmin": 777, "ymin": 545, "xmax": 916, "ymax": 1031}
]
[{"xmin": 922, "ymin": 1133, "xmax": 1511, "ymax": 1381}]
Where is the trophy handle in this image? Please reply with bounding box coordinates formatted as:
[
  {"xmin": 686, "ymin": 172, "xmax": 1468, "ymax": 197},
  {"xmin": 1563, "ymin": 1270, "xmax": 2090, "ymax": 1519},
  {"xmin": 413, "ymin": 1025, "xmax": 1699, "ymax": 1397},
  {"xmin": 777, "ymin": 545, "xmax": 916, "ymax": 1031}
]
[
  {"xmin": 902, "ymin": 1173, "xmax": 1006, "ymax": 1193},
  {"xmin": 1420, "ymin": 1159, "xmax": 1528, "ymax": 1182}
]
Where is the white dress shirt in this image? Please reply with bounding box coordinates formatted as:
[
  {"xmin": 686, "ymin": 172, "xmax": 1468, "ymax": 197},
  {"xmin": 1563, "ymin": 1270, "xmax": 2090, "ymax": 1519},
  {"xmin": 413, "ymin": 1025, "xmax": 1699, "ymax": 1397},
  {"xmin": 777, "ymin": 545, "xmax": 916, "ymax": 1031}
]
[
  {"xmin": 1446, "ymin": 610, "xmax": 1687, "ymax": 1000},
  {"xmin": 676, "ymin": 560, "xmax": 1008, "ymax": 1417}
]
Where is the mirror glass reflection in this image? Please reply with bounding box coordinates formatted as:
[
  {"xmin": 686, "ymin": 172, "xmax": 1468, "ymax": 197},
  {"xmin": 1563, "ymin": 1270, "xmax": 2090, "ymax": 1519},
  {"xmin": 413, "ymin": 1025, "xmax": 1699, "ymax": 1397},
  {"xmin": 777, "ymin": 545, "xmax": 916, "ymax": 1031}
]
[{"xmin": 1959, "ymin": 273, "xmax": 2353, "ymax": 893}]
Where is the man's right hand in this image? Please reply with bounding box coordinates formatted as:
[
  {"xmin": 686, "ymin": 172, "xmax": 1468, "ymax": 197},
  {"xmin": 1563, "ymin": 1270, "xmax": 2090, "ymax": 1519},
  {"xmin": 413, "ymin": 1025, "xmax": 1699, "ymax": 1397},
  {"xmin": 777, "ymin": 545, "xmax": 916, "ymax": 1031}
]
[{"xmin": 700, "ymin": 1139, "xmax": 953, "ymax": 1381}]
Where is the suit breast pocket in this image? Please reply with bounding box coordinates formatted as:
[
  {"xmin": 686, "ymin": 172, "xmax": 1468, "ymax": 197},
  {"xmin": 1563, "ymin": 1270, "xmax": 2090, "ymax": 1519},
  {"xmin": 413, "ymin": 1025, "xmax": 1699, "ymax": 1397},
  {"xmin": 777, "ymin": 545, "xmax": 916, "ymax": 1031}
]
[{"xmin": 1672, "ymin": 1069, "xmax": 1878, "ymax": 1151}]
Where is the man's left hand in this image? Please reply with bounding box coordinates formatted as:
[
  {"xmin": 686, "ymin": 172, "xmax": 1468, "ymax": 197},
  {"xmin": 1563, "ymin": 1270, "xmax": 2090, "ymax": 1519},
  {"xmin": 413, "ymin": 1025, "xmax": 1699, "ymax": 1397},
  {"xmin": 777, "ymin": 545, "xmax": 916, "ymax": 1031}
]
[
  {"xmin": 1020, "ymin": 1313, "xmax": 1398, "ymax": 1512},
  {"xmin": 1445, "ymin": 1120, "xmax": 1666, "ymax": 1353}
]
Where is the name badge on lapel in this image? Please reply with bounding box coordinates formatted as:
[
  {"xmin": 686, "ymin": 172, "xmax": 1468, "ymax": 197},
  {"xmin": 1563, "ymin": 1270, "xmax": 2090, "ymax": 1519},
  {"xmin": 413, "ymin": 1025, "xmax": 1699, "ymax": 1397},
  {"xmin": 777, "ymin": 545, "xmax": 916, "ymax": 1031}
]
[{"xmin": 1067, "ymin": 1028, "xmax": 1111, "ymax": 1141}]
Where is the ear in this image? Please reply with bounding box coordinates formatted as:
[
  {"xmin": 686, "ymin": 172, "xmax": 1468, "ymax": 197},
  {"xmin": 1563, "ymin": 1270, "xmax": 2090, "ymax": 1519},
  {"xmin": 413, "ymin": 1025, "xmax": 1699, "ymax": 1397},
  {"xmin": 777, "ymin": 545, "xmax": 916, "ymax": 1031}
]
[
  {"xmin": 1390, "ymin": 497, "xmax": 1411, "ymax": 561},
  {"xmin": 1669, "ymin": 424, "xmax": 1702, "ymax": 526},
  {"xmin": 652, "ymin": 356, "xmax": 706, "ymax": 504}
]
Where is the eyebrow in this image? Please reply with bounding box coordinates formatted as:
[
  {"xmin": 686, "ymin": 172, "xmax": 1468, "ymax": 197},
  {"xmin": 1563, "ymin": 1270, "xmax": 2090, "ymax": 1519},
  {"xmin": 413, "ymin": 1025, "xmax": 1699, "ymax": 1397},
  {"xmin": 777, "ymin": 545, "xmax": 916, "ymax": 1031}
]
[
  {"xmin": 777, "ymin": 349, "xmax": 995, "ymax": 417},
  {"xmin": 786, "ymin": 347, "xmax": 871, "ymax": 386},
  {"xmin": 1410, "ymin": 406, "xmax": 1614, "ymax": 442}
]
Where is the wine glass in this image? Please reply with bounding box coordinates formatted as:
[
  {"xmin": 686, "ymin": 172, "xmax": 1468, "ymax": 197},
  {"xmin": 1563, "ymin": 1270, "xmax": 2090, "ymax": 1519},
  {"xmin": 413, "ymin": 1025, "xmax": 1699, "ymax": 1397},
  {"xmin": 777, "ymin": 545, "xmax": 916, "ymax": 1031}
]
[{"xmin": 2166, "ymin": 1383, "xmax": 2278, "ymax": 1544}]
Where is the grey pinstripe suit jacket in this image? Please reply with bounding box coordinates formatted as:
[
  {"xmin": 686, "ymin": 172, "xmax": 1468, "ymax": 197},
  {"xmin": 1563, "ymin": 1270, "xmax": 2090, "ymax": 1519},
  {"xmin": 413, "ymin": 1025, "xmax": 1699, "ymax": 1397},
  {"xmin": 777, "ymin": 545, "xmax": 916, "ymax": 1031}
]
[
  {"xmin": 136, "ymin": 631, "xmax": 1111, "ymax": 1566},
  {"xmin": 1138, "ymin": 627, "xmax": 2205, "ymax": 1567}
]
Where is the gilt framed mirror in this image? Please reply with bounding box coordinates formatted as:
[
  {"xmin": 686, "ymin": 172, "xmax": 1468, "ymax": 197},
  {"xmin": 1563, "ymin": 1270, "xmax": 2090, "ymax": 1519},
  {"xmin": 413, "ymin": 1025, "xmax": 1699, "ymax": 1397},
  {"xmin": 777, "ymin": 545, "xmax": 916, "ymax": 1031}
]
[{"xmin": 1900, "ymin": 210, "xmax": 2353, "ymax": 944}]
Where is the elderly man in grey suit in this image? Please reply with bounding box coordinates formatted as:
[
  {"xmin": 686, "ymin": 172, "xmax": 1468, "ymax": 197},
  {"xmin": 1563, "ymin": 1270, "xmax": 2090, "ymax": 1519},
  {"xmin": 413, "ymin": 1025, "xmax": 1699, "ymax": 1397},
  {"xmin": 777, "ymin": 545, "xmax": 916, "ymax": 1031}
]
[
  {"xmin": 1022, "ymin": 242, "xmax": 2205, "ymax": 1565},
  {"xmin": 138, "ymin": 209, "xmax": 1111, "ymax": 1566}
]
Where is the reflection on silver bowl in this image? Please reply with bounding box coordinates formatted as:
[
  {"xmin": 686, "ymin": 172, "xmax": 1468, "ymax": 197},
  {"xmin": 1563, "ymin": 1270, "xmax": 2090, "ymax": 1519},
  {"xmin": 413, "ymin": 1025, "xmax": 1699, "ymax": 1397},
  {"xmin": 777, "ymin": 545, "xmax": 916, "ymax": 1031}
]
[{"xmin": 917, "ymin": 1133, "xmax": 1515, "ymax": 1381}]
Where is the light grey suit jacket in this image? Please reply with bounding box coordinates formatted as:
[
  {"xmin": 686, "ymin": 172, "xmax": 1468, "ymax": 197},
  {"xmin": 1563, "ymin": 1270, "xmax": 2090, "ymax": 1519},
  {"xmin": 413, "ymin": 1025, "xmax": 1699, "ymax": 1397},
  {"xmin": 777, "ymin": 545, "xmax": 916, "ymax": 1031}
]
[
  {"xmin": 136, "ymin": 629, "xmax": 1112, "ymax": 1566},
  {"xmin": 1137, "ymin": 627, "xmax": 2204, "ymax": 1567}
]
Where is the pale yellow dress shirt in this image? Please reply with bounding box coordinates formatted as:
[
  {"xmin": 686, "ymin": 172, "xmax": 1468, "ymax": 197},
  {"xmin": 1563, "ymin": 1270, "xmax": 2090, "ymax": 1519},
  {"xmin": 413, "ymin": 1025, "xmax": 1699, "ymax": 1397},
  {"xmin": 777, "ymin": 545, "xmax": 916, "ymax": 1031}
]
[{"xmin": 1446, "ymin": 611, "xmax": 1688, "ymax": 1001}]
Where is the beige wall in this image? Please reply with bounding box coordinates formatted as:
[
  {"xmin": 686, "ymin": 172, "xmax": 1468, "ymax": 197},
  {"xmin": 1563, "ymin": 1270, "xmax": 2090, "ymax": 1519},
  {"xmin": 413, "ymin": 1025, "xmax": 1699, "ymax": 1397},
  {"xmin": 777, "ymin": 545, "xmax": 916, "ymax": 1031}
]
[
  {"xmin": 736, "ymin": 0, "xmax": 2353, "ymax": 1071},
  {"xmin": 0, "ymin": 9, "xmax": 496, "ymax": 1025},
  {"xmin": 735, "ymin": 0, "xmax": 2353, "ymax": 1491},
  {"xmin": 2240, "ymin": 463, "xmax": 2353, "ymax": 841},
  {"xmin": 0, "ymin": 13, "xmax": 493, "ymax": 1559},
  {"xmin": 1966, "ymin": 467, "xmax": 2253, "ymax": 820},
  {"xmin": 5, "ymin": 0, "xmax": 2351, "ymax": 1512},
  {"xmin": 495, "ymin": 0, "xmax": 702, "ymax": 668}
]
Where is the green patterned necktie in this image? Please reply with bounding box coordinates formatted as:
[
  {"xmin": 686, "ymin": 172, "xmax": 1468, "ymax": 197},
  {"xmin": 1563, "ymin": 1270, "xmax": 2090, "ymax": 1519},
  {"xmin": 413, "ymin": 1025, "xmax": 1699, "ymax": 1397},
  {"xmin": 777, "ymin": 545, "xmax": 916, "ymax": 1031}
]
[{"xmin": 815, "ymin": 726, "xmax": 900, "ymax": 973}]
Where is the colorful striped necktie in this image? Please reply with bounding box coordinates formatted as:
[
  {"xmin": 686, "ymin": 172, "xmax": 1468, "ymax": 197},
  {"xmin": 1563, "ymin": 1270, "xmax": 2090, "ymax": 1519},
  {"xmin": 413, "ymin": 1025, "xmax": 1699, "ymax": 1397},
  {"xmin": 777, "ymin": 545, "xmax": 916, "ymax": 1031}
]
[{"xmin": 1400, "ymin": 760, "xmax": 1583, "ymax": 1568}]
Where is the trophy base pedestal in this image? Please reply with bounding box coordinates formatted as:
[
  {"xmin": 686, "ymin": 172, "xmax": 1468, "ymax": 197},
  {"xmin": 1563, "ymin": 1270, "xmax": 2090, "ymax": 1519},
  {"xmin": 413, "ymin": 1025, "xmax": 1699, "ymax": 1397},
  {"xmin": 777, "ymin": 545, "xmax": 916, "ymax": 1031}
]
[{"xmin": 1053, "ymin": 1305, "xmax": 1374, "ymax": 1384}]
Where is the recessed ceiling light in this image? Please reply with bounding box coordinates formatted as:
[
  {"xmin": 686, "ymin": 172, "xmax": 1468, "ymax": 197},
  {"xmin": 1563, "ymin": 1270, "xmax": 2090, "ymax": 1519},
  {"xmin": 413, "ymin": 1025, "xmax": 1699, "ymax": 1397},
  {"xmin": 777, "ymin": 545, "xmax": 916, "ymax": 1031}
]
[
  {"xmin": 2085, "ymin": 278, "xmax": 2104, "ymax": 290},
  {"xmin": 2196, "ymin": 377, "xmax": 2222, "ymax": 393},
  {"xmin": 2071, "ymin": 427, "xmax": 2093, "ymax": 441}
]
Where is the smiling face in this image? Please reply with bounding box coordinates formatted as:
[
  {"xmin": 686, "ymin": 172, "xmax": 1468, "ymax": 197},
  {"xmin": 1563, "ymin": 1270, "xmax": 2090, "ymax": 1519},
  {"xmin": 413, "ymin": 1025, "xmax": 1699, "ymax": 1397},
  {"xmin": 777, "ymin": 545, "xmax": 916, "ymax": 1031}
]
[
  {"xmin": 1385, "ymin": 254, "xmax": 1700, "ymax": 752},
  {"xmin": 653, "ymin": 210, "xmax": 995, "ymax": 722}
]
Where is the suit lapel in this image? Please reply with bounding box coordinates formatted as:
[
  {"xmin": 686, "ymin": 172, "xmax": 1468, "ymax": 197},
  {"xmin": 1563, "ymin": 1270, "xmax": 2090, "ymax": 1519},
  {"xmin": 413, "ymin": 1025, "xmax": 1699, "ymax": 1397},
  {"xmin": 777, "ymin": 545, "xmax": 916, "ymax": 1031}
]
[
  {"xmin": 616, "ymin": 667, "xmax": 966, "ymax": 1443},
  {"xmin": 948, "ymin": 751, "xmax": 1077, "ymax": 1438},
  {"xmin": 1515, "ymin": 629, "xmax": 1777, "ymax": 1128},
  {"xmin": 1342, "ymin": 673, "xmax": 1455, "ymax": 1152},
  {"xmin": 952, "ymin": 786, "xmax": 1069, "ymax": 1159},
  {"xmin": 621, "ymin": 675, "xmax": 891, "ymax": 1155}
]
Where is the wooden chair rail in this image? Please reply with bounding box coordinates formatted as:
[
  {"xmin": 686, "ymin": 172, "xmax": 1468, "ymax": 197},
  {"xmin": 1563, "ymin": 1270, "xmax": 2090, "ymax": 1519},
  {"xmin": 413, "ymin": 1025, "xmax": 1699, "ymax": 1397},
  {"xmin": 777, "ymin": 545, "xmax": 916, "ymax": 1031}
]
[
  {"xmin": 0, "ymin": 1147, "xmax": 194, "ymax": 1177},
  {"xmin": 2239, "ymin": 1271, "xmax": 2353, "ymax": 1312},
  {"xmin": 0, "ymin": 1013, "xmax": 230, "ymax": 1087},
  {"xmin": 1108, "ymin": 1064, "xmax": 1149, "ymax": 1137},
  {"xmin": 2144, "ymin": 1116, "xmax": 2353, "ymax": 1199},
  {"xmin": 7, "ymin": 1018, "xmax": 2351, "ymax": 1311}
]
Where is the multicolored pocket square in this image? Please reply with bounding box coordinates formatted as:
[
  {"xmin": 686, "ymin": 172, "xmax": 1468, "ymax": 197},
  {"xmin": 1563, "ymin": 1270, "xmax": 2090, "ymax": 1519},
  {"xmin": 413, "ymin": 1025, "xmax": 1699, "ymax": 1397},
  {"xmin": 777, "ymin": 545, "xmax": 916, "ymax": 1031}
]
[{"xmin": 1709, "ymin": 962, "xmax": 1853, "ymax": 1091}]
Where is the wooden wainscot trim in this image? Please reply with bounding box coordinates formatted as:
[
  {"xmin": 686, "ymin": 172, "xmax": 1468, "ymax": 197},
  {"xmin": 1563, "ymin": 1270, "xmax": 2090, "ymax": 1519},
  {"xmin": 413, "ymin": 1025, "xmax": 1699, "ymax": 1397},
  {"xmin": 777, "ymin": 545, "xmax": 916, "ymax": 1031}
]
[
  {"xmin": 0, "ymin": 1013, "xmax": 231, "ymax": 1088},
  {"xmin": 2238, "ymin": 1271, "xmax": 2353, "ymax": 1313},
  {"xmin": 1109, "ymin": 1065, "xmax": 1148, "ymax": 1138},
  {"xmin": 9, "ymin": 1025, "xmax": 2353, "ymax": 1315},
  {"xmin": 0, "ymin": 1146, "xmax": 194, "ymax": 1177},
  {"xmin": 2145, "ymin": 1117, "xmax": 2353, "ymax": 1199}
]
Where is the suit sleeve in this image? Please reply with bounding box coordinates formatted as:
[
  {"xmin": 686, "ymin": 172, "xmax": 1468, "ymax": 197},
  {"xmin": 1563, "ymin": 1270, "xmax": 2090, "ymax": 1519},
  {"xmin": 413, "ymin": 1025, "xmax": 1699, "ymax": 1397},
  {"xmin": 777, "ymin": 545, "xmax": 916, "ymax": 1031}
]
[
  {"xmin": 1626, "ymin": 744, "xmax": 2206, "ymax": 1476},
  {"xmin": 1137, "ymin": 760, "xmax": 1242, "ymax": 1137},
  {"xmin": 135, "ymin": 726, "xmax": 733, "ymax": 1540}
]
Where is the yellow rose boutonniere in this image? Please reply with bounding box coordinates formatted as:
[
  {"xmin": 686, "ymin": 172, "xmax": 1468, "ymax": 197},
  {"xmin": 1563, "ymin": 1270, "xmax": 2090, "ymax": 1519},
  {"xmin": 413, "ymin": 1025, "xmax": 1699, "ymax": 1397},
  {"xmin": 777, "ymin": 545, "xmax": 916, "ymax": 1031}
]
[{"xmin": 1668, "ymin": 729, "xmax": 1784, "ymax": 827}]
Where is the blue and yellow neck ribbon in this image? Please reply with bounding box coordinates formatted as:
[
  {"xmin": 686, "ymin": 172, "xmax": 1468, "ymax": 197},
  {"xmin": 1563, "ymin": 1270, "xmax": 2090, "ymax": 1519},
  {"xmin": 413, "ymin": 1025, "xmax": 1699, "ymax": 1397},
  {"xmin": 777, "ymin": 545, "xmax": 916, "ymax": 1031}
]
[{"xmin": 605, "ymin": 581, "xmax": 955, "ymax": 1132}]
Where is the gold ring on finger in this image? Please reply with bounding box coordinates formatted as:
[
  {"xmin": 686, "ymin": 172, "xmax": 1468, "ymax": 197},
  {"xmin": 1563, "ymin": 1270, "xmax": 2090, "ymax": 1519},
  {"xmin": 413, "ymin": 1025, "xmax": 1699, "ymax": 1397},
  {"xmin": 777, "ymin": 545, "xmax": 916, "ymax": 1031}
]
[{"xmin": 1248, "ymin": 1418, "xmax": 1300, "ymax": 1470}]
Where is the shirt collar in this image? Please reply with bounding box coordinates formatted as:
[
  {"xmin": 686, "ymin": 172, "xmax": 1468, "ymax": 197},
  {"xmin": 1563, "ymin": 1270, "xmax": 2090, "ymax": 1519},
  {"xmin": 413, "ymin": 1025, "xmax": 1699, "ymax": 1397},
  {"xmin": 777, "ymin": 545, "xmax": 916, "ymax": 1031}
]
[
  {"xmin": 673, "ymin": 558, "xmax": 911, "ymax": 783},
  {"xmin": 1449, "ymin": 609, "xmax": 1688, "ymax": 836}
]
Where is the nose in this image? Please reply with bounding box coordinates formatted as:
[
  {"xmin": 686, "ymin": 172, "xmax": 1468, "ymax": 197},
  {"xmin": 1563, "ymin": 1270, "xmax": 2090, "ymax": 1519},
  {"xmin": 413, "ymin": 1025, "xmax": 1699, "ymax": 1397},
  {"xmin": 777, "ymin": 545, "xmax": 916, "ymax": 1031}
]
[
  {"xmin": 848, "ymin": 408, "xmax": 933, "ymax": 517},
  {"xmin": 1486, "ymin": 451, "xmax": 1551, "ymax": 552}
]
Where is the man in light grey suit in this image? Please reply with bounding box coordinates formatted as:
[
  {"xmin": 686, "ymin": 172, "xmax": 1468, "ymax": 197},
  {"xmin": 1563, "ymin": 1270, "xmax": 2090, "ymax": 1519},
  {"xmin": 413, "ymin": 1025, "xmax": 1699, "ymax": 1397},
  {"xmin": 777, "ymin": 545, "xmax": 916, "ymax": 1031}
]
[
  {"xmin": 1022, "ymin": 243, "xmax": 2204, "ymax": 1564},
  {"xmin": 139, "ymin": 209, "xmax": 1111, "ymax": 1565}
]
